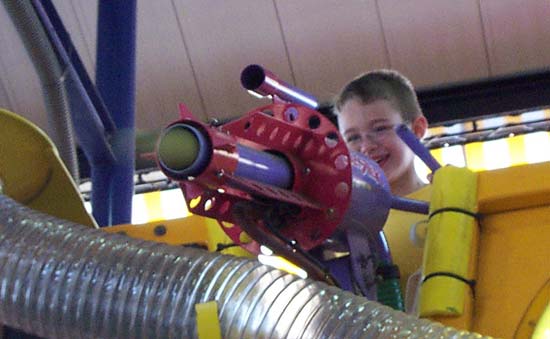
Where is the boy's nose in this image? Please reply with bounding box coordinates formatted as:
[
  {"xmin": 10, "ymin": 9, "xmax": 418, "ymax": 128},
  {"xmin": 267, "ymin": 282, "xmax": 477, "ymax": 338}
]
[{"xmin": 359, "ymin": 137, "xmax": 378, "ymax": 154}]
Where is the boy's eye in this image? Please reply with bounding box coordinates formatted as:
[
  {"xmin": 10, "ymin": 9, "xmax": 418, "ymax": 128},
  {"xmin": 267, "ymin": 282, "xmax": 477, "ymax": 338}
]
[
  {"xmin": 372, "ymin": 125, "xmax": 393, "ymax": 133},
  {"xmin": 345, "ymin": 134, "xmax": 361, "ymax": 143}
]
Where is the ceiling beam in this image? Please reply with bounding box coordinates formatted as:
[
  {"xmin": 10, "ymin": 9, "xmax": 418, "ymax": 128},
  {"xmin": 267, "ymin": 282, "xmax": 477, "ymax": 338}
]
[{"xmin": 418, "ymin": 68, "xmax": 550, "ymax": 126}]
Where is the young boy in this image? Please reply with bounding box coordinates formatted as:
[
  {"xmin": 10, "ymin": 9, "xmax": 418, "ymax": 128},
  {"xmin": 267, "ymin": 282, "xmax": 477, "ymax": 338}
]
[{"xmin": 333, "ymin": 69, "xmax": 430, "ymax": 312}]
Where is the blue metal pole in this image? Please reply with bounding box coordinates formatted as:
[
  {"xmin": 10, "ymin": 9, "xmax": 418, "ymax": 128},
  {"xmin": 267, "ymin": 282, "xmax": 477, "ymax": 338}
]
[{"xmin": 95, "ymin": 0, "xmax": 137, "ymax": 226}]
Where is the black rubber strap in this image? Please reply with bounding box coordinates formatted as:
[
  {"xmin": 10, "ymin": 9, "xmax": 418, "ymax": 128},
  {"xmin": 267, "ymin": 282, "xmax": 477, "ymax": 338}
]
[
  {"xmin": 422, "ymin": 271, "xmax": 476, "ymax": 295},
  {"xmin": 429, "ymin": 207, "xmax": 480, "ymax": 221}
]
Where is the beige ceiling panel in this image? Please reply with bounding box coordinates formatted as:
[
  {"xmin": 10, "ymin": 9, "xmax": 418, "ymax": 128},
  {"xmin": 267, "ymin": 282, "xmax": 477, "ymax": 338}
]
[
  {"xmin": 275, "ymin": 0, "xmax": 389, "ymax": 102},
  {"xmin": 0, "ymin": 68, "xmax": 12, "ymax": 112},
  {"xmin": 172, "ymin": 0, "xmax": 291, "ymax": 121},
  {"xmin": 0, "ymin": 11, "xmax": 17, "ymax": 115},
  {"xmin": 0, "ymin": 4, "xmax": 48, "ymax": 132},
  {"xmin": 135, "ymin": 1, "xmax": 204, "ymax": 130},
  {"xmin": 51, "ymin": 0, "xmax": 97, "ymax": 78},
  {"xmin": 378, "ymin": 0, "xmax": 490, "ymax": 87},
  {"xmin": 480, "ymin": 0, "xmax": 550, "ymax": 76}
]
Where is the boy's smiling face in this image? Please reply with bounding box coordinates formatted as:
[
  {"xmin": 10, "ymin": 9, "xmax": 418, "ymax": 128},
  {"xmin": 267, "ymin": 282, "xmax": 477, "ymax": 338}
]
[{"xmin": 338, "ymin": 98, "xmax": 421, "ymax": 195}]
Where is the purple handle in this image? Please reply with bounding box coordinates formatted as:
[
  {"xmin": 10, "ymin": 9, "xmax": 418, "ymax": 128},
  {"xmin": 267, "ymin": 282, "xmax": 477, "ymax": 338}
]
[{"xmin": 395, "ymin": 124, "xmax": 441, "ymax": 172}]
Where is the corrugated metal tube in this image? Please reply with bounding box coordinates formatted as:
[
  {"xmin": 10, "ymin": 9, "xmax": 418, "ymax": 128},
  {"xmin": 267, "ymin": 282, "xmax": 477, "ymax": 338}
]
[
  {"xmin": 0, "ymin": 195, "xmax": 492, "ymax": 338},
  {"xmin": 2, "ymin": 0, "xmax": 79, "ymax": 180}
]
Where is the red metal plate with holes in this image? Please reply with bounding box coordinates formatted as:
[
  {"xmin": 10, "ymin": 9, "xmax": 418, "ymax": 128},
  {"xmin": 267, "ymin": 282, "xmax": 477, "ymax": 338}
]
[{"xmin": 220, "ymin": 103, "xmax": 352, "ymax": 250}]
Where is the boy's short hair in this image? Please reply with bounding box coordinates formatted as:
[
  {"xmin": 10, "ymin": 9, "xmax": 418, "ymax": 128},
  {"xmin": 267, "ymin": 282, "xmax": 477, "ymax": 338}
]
[{"xmin": 334, "ymin": 69, "xmax": 423, "ymax": 123}]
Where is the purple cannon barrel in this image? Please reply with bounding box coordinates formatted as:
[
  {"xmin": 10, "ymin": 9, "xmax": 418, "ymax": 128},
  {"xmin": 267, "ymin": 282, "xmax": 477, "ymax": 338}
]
[
  {"xmin": 157, "ymin": 122, "xmax": 294, "ymax": 189},
  {"xmin": 241, "ymin": 64, "xmax": 319, "ymax": 110}
]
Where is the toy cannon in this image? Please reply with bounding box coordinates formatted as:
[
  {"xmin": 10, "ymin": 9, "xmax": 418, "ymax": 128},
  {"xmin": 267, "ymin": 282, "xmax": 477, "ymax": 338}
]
[{"xmin": 156, "ymin": 64, "xmax": 430, "ymax": 307}]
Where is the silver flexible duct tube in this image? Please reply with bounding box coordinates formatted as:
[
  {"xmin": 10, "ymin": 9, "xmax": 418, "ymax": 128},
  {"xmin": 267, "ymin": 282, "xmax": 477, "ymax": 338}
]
[
  {"xmin": 2, "ymin": 0, "xmax": 79, "ymax": 180},
  {"xmin": 0, "ymin": 194, "xmax": 492, "ymax": 338}
]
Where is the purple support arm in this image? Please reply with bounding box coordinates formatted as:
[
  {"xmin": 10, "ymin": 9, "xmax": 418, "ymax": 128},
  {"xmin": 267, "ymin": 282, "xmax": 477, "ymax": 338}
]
[{"xmin": 391, "ymin": 195, "xmax": 430, "ymax": 215}]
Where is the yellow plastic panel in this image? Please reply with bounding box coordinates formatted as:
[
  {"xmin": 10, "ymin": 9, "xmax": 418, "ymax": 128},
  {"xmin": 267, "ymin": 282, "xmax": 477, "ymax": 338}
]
[
  {"xmin": 516, "ymin": 279, "xmax": 550, "ymax": 339},
  {"xmin": 0, "ymin": 109, "xmax": 96, "ymax": 227},
  {"xmin": 464, "ymin": 142, "xmax": 485, "ymax": 171},
  {"xmin": 507, "ymin": 134, "xmax": 527, "ymax": 167},
  {"xmin": 195, "ymin": 301, "xmax": 221, "ymax": 339},
  {"xmin": 474, "ymin": 204, "xmax": 550, "ymax": 338},
  {"xmin": 478, "ymin": 162, "xmax": 550, "ymax": 214},
  {"xmin": 106, "ymin": 215, "xmax": 252, "ymax": 258},
  {"xmin": 532, "ymin": 302, "xmax": 550, "ymax": 339}
]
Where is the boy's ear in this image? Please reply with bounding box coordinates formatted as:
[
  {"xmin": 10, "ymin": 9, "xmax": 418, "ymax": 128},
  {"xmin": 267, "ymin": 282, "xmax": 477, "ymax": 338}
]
[{"xmin": 411, "ymin": 116, "xmax": 428, "ymax": 139}]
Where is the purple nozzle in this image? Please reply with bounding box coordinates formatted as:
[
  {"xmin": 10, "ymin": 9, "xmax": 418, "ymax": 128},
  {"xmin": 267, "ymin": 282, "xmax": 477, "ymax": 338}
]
[
  {"xmin": 157, "ymin": 121, "xmax": 294, "ymax": 188},
  {"xmin": 157, "ymin": 123, "xmax": 211, "ymax": 180},
  {"xmin": 241, "ymin": 64, "xmax": 318, "ymax": 109}
]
